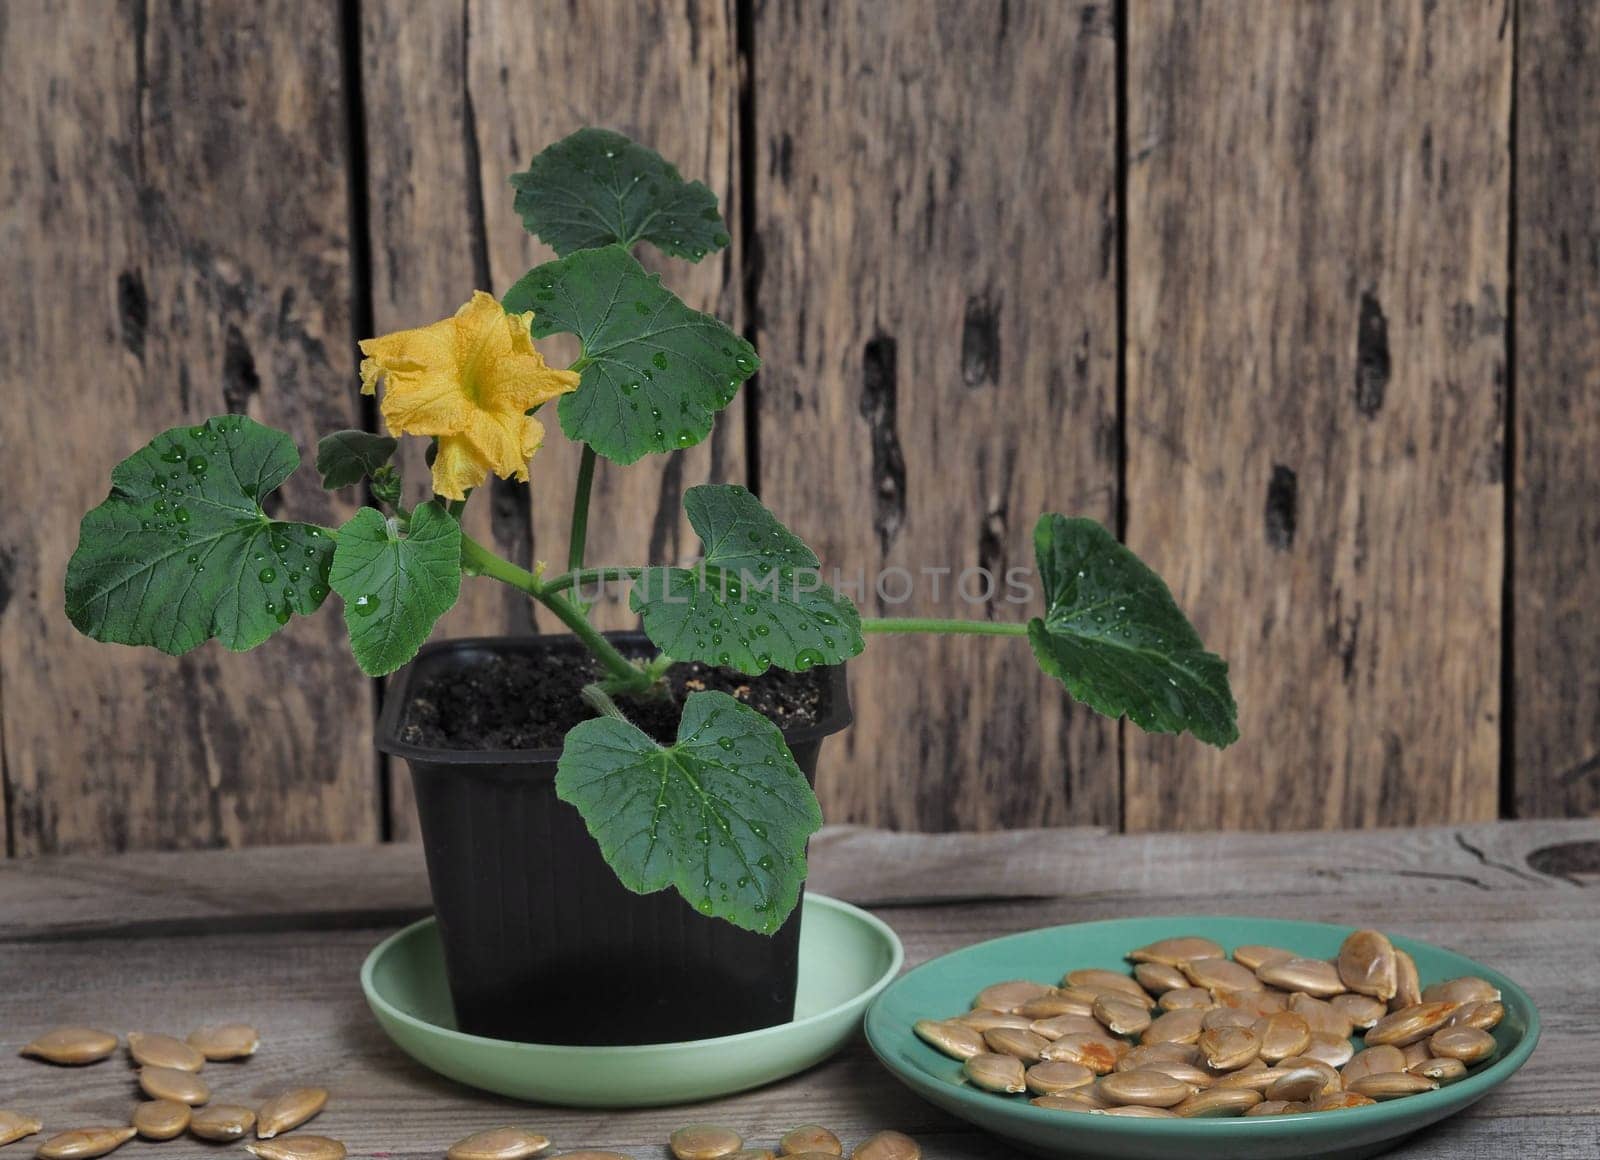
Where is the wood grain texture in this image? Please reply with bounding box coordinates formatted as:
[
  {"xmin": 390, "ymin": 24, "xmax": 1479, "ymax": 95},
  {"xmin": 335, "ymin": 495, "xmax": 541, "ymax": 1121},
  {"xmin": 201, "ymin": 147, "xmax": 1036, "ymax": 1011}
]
[
  {"xmin": 0, "ymin": 0, "xmax": 376, "ymax": 854},
  {"xmin": 1513, "ymin": 1, "xmax": 1600, "ymax": 818},
  {"xmin": 0, "ymin": 822, "xmax": 1593, "ymax": 1154},
  {"xmin": 363, "ymin": 0, "xmax": 745, "ymax": 838},
  {"xmin": 754, "ymin": 0, "xmax": 1121, "ymax": 831},
  {"xmin": 1124, "ymin": 0, "xmax": 1511, "ymax": 830}
]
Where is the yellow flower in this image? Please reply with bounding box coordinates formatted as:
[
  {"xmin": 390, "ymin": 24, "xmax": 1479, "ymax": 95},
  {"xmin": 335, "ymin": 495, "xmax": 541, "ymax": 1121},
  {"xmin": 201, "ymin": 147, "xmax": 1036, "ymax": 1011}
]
[{"xmin": 359, "ymin": 292, "xmax": 580, "ymax": 500}]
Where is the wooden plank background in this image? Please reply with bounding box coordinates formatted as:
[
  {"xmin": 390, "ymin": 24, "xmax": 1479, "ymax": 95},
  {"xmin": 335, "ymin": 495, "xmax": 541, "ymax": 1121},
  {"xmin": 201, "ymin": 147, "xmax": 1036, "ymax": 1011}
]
[{"xmin": 0, "ymin": 0, "xmax": 1594, "ymax": 854}]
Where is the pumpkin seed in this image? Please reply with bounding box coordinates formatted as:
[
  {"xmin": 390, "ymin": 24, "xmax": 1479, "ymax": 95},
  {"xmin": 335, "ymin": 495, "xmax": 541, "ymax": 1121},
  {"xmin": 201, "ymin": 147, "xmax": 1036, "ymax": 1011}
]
[
  {"xmin": 1329, "ymin": 993, "xmax": 1387, "ymax": 1029},
  {"xmin": 1173, "ymin": 1088, "xmax": 1261, "ymax": 1118},
  {"xmin": 1245, "ymin": 1100, "xmax": 1303, "ymax": 1116},
  {"xmin": 0, "ymin": 1112, "xmax": 42, "ymax": 1148},
  {"xmin": 1288, "ymin": 993, "xmax": 1354, "ymax": 1039},
  {"xmin": 1098, "ymin": 1070, "xmax": 1192, "ymax": 1108},
  {"xmin": 983, "ymin": 1027, "xmax": 1048, "ymax": 1063},
  {"xmin": 1091, "ymin": 995, "xmax": 1152, "ymax": 1036},
  {"xmin": 1024, "ymin": 1060, "xmax": 1096, "ymax": 1095},
  {"xmin": 127, "ymin": 1032, "xmax": 205, "ymax": 1073},
  {"xmin": 975, "ymin": 980, "xmax": 1054, "ymax": 1013},
  {"xmin": 1266, "ymin": 1065, "xmax": 1334, "ymax": 1103},
  {"xmin": 1182, "ymin": 958, "xmax": 1263, "ymax": 993},
  {"xmin": 1133, "ymin": 963, "xmax": 1189, "ymax": 994},
  {"xmin": 1347, "ymin": 1073, "xmax": 1439, "ymax": 1100},
  {"xmin": 1198, "ymin": 1025, "xmax": 1261, "ymax": 1071},
  {"xmin": 1157, "ymin": 988, "xmax": 1215, "ymax": 1012},
  {"xmin": 1301, "ymin": 1032, "xmax": 1355, "ymax": 1069},
  {"xmin": 1200, "ymin": 1007, "xmax": 1257, "ymax": 1031},
  {"xmin": 245, "ymin": 1140, "xmax": 347, "ymax": 1160},
  {"xmin": 1364, "ymin": 1002, "xmax": 1459, "ymax": 1048},
  {"xmin": 1029, "ymin": 1092, "xmax": 1102, "ymax": 1114},
  {"xmin": 1392, "ymin": 949, "xmax": 1422, "ymax": 1009},
  {"xmin": 912, "ymin": 1019, "xmax": 984, "ymax": 1060},
  {"xmin": 1428, "ymin": 1025, "xmax": 1497, "ymax": 1064},
  {"xmin": 1029, "ymin": 1014, "xmax": 1104, "ymax": 1041},
  {"xmin": 1337, "ymin": 930, "xmax": 1398, "ymax": 1001},
  {"xmin": 1421, "ymin": 976, "xmax": 1500, "ymax": 1006},
  {"xmin": 964, "ymin": 1052, "xmax": 1027, "ymax": 1093},
  {"xmin": 1232, "ymin": 945, "xmax": 1296, "ymax": 971},
  {"xmin": 256, "ymin": 1089, "xmax": 328, "ymax": 1139},
  {"xmin": 20, "ymin": 1028, "xmax": 117, "ymax": 1066},
  {"xmin": 1255, "ymin": 1012, "xmax": 1312, "ymax": 1062},
  {"xmin": 139, "ymin": 1066, "xmax": 209, "ymax": 1106},
  {"xmin": 850, "ymin": 1131, "xmax": 920, "ymax": 1160},
  {"xmin": 1140, "ymin": 1059, "xmax": 1215, "ymax": 1088},
  {"xmin": 1212, "ymin": 1066, "xmax": 1281, "ymax": 1092},
  {"xmin": 445, "ymin": 1128, "xmax": 553, "ymax": 1160},
  {"xmin": 1447, "ymin": 1000, "xmax": 1505, "ymax": 1032},
  {"xmin": 191, "ymin": 1105, "xmax": 257, "ymax": 1142},
  {"xmin": 1128, "ymin": 937, "xmax": 1225, "ymax": 967},
  {"xmin": 778, "ymin": 1125, "xmax": 840, "ymax": 1156},
  {"xmin": 132, "ymin": 1100, "xmax": 191, "ymax": 1141},
  {"xmin": 1409, "ymin": 1056, "xmax": 1469, "ymax": 1084},
  {"xmin": 1257, "ymin": 958, "xmax": 1346, "ymax": 998},
  {"xmin": 1117, "ymin": 1043, "xmax": 1201, "ymax": 1071},
  {"xmin": 1401, "ymin": 1039, "xmax": 1433, "ymax": 1068},
  {"xmin": 669, "ymin": 1125, "xmax": 743, "ymax": 1160},
  {"xmin": 1341, "ymin": 1044, "xmax": 1408, "ymax": 1084},
  {"xmin": 187, "ymin": 1024, "xmax": 259, "ymax": 1061},
  {"xmin": 1213, "ymin": 988, "xmax": 1287, "ymax": 1016},
  {"xmin": 1140, "ymin": 1009, "xmax": 1204, "ymax": 1046},
  {"xmin": 1064, "ymin": 969, "xmax": 1151, "ymax": 1002},
  {"xmin": 1040, "ymin": 1032, "xmax": 1124, "ymax": 1074},
  {"xmin": 1275, "ymin": 1056, "xmax": 1341, "ymax": 1096},
  {"xmin": 34, "ymin": 1130, "xmax": 137, "ymax": 1160},
  {"xmin": 1097, "ymin": 1105, "xmax": 1180, "ymax": 1118},
  {"xmin": 954, "ymin": 1010, "xmax": 1035, "ymax": 1033},
  {"xmin": 1015, "ymin": 991, "xmax": 1096, "ymax": 1020},
  {"xmin": 1307, "ymin": 1091, "xmax": 1378, "ymax": 1112}
]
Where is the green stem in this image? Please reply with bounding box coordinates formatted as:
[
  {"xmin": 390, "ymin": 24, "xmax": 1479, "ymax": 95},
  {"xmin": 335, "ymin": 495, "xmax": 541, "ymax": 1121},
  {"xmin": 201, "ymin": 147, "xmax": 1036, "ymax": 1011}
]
[
  {"xmin": 543, "ymin": 565, "xmax": 645, "ymax": 596},
  {"xmin": 459, "ymin": 534, "xmax": 650, "ymax": 691},
  {"xmin": 568, "ymin": 444, "xmax": 597, "ymax": 574},
  {"xmin": 580, "ymin": 682, "xmax": 628, "ymax": 721},
  {"xmin": 860, "ymin": 617, "xmax": 1029, "ymax": 637}
]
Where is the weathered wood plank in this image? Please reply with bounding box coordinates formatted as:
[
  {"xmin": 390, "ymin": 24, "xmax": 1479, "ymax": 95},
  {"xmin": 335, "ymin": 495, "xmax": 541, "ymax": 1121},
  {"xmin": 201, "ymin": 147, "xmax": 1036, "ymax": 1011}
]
[
  {"xmin": 362, "ymin": 0, "xmax": 745, "ymax": 838},
  {"xmin": 1513, "ymin": 1, "xmax": 1600, "ymax": 819},
  {"xmin": 0, "ymin": 0, "xmax": 377, "ymax": 854},
  {"xmin": 753, "ymin": 0, "xmax": 1121, "ymax": 830},
  {"xmin": 5, "ymin": 819, "xmax": 1591, "ymax": 939},
  {"xmin": 1124, "ymin": 0, "xmax": 1510, "ymax": 830}
]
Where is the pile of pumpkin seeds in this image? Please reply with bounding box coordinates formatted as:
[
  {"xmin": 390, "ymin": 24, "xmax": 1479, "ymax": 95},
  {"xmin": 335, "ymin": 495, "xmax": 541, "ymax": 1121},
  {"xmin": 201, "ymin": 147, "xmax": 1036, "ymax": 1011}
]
[
  {"xmin": 2, "ymin": 1034, "xmax": 917, "ymax": 1159},
  {"xmin": 914, "ymin": 929, "xmax": 1505, "ymax": 1118},
  {"xmin": 3, "ymin": 1023, "xmax": 340, "ymax": 1159}
]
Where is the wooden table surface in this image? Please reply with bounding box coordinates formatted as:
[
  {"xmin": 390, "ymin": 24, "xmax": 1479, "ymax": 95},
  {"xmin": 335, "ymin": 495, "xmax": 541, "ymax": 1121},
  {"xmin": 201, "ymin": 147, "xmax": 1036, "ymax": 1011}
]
[{"xmin": 2, "ymin": 820, "xmax": 1596, "ymax": 1158}]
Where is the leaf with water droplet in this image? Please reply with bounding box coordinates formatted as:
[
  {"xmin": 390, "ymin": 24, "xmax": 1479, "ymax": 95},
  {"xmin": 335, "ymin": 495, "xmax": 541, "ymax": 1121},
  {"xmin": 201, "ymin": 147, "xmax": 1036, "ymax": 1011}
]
[
  {"xmin": 556, "ymin": 691, "xmax": 820, "ymax": 934},
  {"xmin": 510, "ymin": 127, "xmax": 731, "ymax": 263},
  {"xmin": 329, "ymin": 502, "xmax": 462, "ymax": 676},
  {"xmin": 631, "ymin": 484, "xmax": 862, "ymax": 676},
  {"xmin": 1028, "ymin": 514, "xmax": 1238, "ymax": 747},
  {"xmin": 503, "ymin": 245, "xmax": 757, "ymax": 464},
  {"xmin": 66, "ymin": 415, "xmax": 335, "ymax": 653}
]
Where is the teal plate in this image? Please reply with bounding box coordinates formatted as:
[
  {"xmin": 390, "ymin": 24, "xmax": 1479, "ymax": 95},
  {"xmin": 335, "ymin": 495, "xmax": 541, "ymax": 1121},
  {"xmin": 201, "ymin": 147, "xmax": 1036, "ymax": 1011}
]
[
  {"xmin": 865, "ymin": 916, "xmax": 1539, "ymax": 1160},
  {"xmin": 362, "ymin": 893, "xmax": 903, "ymax": 1107}
]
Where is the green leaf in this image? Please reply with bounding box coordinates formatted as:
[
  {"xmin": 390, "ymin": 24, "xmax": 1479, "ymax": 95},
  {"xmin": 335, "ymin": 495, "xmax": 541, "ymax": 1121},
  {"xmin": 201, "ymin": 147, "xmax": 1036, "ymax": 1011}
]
[
  {"xmin": 65, "ymin": 415, "xmax": 334, "ymax": 654},
  {"xmin": 510, "ymin": 128, "xmax": 730, "ymax": 262},
  {"xmin": 1027, "ymin": 514, "xmax": 1238, "ymax": 747},
  {"xmin": 504, "ymin": 245, "xmax": 757, "ymax": 464},
  {"xmin": 315, "ymin": 430, "xmax": 398, "ymax": 489},
  {"xmin": 631, "ymin": 484, "xmax": 861, "ymax": 675},
  {"xmin": 328, "ymin": 501, "xmax": 461, "ymax": 676},
  {"xmin": 556, "ymin": 691, "xmax": 821, "ymax": 933}
]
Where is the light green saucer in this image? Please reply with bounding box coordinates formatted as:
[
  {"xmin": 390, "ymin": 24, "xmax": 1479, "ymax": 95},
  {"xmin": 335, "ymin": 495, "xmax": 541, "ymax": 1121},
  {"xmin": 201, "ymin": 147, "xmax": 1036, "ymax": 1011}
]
[
  {"xmin": 362, "ymin": 893, "xmax": 903, "ymax": 1107},
  {"xmin": 865, "ymin": 916, "xmax": 1539, "ymax": 1160}
]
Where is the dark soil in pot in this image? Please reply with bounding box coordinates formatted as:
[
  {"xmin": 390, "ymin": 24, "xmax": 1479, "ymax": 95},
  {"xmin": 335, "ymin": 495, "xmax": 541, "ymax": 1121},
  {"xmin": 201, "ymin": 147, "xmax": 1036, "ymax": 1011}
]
[{"xmin": 376, "ymin": 633, "xmax": 850, "ymax": 1048}]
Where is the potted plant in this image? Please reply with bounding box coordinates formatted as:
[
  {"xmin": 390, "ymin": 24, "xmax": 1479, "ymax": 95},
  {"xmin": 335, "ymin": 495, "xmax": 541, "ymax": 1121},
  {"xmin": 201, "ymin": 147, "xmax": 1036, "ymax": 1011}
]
[{"xmin": 64, "ymin": 129, "xmax": 1237, "ymax": 1047}]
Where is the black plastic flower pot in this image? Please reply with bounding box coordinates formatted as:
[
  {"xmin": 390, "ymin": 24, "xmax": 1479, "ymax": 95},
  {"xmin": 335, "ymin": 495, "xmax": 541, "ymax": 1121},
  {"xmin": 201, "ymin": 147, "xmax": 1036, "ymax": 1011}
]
[{"xmin": 375, "ymin": 633, "xmax": 851, "ymax": 1047}]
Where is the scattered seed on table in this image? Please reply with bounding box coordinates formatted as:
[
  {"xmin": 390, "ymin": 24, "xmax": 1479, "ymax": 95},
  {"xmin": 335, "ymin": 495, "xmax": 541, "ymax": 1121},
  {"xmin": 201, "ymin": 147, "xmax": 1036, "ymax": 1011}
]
[
  {"xmin": 138, "ymin": 1066, "xmax": 209, "ymax": 1106},
  {"xmin": 245, "ymin": 1136, "xmax": 348, "ymax": 1160},
  {"xmin": 777, "ymin": 1125, "xmax": 841, "ymax": 1156},
  {"xmin": 132, "ymin": 1100, "xmax": 190, "ymax": 1141},
  {"xmin": 187, "ymin": 1024, "xmax": 260, "ymax": 1061},
  {"xmin": 668, "ymin": 1124, "xmax": 742, "ymax": 1160},
  {"xmin": 446, "ymin": 1128, "xmax": 553, "ymax": 1160},
  {"xmin": 34, "ymin": 1128, "xmax": 136, "ymax": 1160},
  {"xmin": 850, "ymin": 1131, "xmax": 920, "ymax": 1160},
  {"xmin": 0, "ymin": 1112, "xmax": 42, "ymax": 1148},
  {"xmin": 256, "ymin": 1089, "xmax": 328, "ymax": 1139},
  {"xmin": 191, "ymin": 1105, "xmax": 256, "ymax": 1142},
  {"xmin": 20, "ymin": 1029, "xmax": 117, "ymax": 1067},
  {"xmin": 127, "ymin": 1032, "xmax": 205, "ymax": 1073}
]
